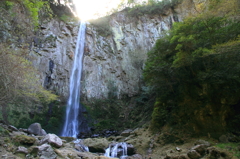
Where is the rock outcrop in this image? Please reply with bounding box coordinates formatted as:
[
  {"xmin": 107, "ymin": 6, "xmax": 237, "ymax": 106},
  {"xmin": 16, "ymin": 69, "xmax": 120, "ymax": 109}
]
[
  {"xmin": 81, "ymin": 0, "xmax": 197, "ymax": 100},
  {"xmin": 27, "ymin": 0, "xmax": 199, "ymax": 101}
]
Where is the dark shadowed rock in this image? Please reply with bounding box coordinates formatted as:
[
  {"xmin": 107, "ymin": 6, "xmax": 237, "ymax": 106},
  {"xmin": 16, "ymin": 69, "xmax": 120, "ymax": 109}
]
[
  {"xmin": 28, "ymin": 123, "xmax": 47, "ymax": 136},
  {"xmin": 207, "ymin": 147, "xmax": 221, "ymax": 159},
  {"xmin": 187, "ymin": 150, "xmax": 201, "ymax": 159},
  {"xmin": 192, "ymin": 144, "xmax": 207, "ymax": 156},
  {"xmin": 8, "ymin": 125, "xmax": 18, "ymax": 132}
]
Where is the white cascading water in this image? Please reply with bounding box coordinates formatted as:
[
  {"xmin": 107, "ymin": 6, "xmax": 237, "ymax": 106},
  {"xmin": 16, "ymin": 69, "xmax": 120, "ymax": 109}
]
[
  {"xmin": 104, "ymin": 142, "xmax": 128, "ymax": 158},
  {"xmin": 61, "ymin": 22, "xmax": 86, "ymax": 138}
]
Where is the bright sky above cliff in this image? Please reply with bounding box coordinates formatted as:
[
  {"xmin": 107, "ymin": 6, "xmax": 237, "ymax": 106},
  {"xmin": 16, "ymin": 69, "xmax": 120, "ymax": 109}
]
[{"xmin": 73, "ymin": 0, "xmax": 122, "ymax": 20}]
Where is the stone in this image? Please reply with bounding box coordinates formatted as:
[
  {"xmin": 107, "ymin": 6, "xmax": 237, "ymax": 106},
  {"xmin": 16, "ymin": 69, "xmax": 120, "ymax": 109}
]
[
  {"xmin": 12, "ymin": 135, "xmax": 36, "ymax": 145},
  {"xmin": 28, "ymin": 123, "xmax": 46, "ymax": 136},
  {"xmin": 37, "ymin": 144, "xmax": 57, "ymax": 159},
  {"xmin": 40, "ymin": 134, "xmax": 63, "ymax": 148},
  {"xmin": 219, "ymin": 135, "xmax": 228, "ymax": 143},
  {"xmin": 194, "ymin": 140, "xmax": 211, "ymax": 147},
  {"xmin": 8, "ymin": 125, "xmax": 18, "ymax": 132},
  {"xmin": 74, "ymin": 139, "xmax": 89, "ymax": 152},
  {"xmin": 94, "ymin": 156, "xmax": 118, "ymax": 159},
  {"xmin": 192, "ymin": 144, "xmax": 206, "ymax": 156},
  {"xmin": 121, "ymin": 129, "xmax": 133, "ymax": 137},
  {"xmin": 127, "ymin": 154, "xmax": 143, "ymax": 159},
  {"xmin": 16, "ymin": 146, "xmax": 28, "ymax": 154},
  {"xmin": 77, "ymin": 152, "xmax": 98, "ymax": 159},
  {"xmin": 187, "ymin": 150, "xmax": 201, "ymax": 159},
  {"xmin": 83, "ymin": 138, "xmax": 109, "ymax": 153},
  {"xmin": 207, "ymin": 147, "xmax": 221, "ymax": 159},
  {"xmin": 176, "ymin": 147, "xmax": 181, "ymax": 152}
]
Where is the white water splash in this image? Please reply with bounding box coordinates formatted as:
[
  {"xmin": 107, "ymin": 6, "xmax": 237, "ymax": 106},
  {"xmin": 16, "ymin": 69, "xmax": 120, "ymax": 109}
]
[
  {"xmin": 105, "ymin": 142, "xmax": 128, "ymax": 158},
  {"xmin": 74, "ymin": 139, "xmax": 89, "ymax": 152},
  {"xmin": 61, "ymin": 22, "xmax": 86, "ymax": 137}
]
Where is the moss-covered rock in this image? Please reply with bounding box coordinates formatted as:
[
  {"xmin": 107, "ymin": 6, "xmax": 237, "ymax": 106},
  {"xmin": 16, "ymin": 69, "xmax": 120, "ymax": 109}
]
[{"xmin": 12, "ymin": 135, "xmax": 36, "ymax": 145}]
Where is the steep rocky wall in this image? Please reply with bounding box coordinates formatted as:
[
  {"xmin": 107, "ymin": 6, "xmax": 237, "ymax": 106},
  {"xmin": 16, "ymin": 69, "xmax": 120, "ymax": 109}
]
[
  {"xmin": 28, "ymin": 0, "xmax": 198, "ymax": 100},
  {"xmin": 81, "ymin": 0, "xmax": 197, "ymax": 100},
  {"xmin": 30, "ymin": 20, "xmax": 79, "ymax": 98}
]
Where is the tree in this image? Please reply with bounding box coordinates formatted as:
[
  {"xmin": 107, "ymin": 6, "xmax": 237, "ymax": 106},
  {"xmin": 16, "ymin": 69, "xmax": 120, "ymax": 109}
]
[
  {"xmin": 143, "ymin": 5, "xmax": 240, "ymax": 132},
  {"xmin": 0, "ymin": 43, "xmax": 57, "ymax": 123}
]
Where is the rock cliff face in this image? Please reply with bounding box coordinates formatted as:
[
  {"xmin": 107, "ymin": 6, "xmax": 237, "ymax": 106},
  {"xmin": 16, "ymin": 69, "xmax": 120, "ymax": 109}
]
[
  {"xmin": 81, "ymin": 0, "xmax": 197, "ymax": 100},
  {"xmin": 30, "ymin": 0, "xmax": 198, "ymax": 100},
  {"xmin": 30, "ymin": 20, "xmax": 79, "ymax": 98}
]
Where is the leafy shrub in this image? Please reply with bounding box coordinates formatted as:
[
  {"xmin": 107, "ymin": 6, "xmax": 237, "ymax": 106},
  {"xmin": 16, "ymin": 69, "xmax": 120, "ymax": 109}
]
[
  {"xmin": 127, "ymin": 0, "xmax": 182, "ymax": 17},
  {"xmin": 144, "ymin": 9, "xmax": 240, "ymax": 131}
]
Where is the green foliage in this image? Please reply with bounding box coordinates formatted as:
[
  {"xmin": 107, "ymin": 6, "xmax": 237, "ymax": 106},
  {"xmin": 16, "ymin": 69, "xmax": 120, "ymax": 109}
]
[
  {"xmin": 144, "ymin": 9, "xmax": 240, "ymax": 131},
  {"xmin": 0, "ymin": 43, "xmax": 58, "ymax": 126},
  {"xmin": 60, "ymin": 14, "xmax": 70, "ymax": 22},
  {"xmin": 215, "ymin": 143, "xmax": 240, "ymax": 157},
  {"xmin": 127, "ymin": 0, "xmax": 182, "ymax": 17},
  {"xmin": 4, "ymin": 1, "xmax": 14, "ymax": 10},
  {"xmin": 22, "ymin": 0, "xmax": 45, "ymax": 27},
  {"xmin": 17, "ymin": 101, "xmax": 65, "ymax": 135},
  {"xmin": 84, "ymin": 99, "xmax": 120, "ymax": 131},
  {"xmin": 89, "ymin": 16, "xmax": 112, "ymax": 37}
]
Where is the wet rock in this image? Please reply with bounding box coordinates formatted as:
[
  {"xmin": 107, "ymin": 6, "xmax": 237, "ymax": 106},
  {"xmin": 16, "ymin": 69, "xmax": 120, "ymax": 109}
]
[
  {"xmin": 187, "ymin": 149, "xmax": 201, "ymax": 159},
  {"xmin": 83, "ymin": 138, "xmax": 109, "ymax": 153},
  {"xmin": 105, "ymin": 142, "xmax": 136, "ymax": 157},
  {"xmin": 28, "ymin": 123, "xmax": 47, "ymax": 136},
  {"xmin": 176, "ymin": 147, "xmax": 181, "ymax": 152},
  {"xmin": 40, "ymin": 134, "xmax": 63, "ymax": 148},
  {"xmin": 74, "ymin": 139, "xmax": 89, "ymax": 152}
]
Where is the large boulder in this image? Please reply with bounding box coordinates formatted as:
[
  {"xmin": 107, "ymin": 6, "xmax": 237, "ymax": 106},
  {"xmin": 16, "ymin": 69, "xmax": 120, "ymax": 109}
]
[
  {"xmin": 40, "ymin": 134, "xmax": 63, "ymax": 148},
  {"xmin": 83, "ymin": 138, "xmax": 109, "ymax": 153},
  {"xmin": 28, "ymin": 123, "xmax": 47, "ymax": 136},
  {"xmin": 30, "ymin": 144, "xmax": 57, "ymax": 159}
]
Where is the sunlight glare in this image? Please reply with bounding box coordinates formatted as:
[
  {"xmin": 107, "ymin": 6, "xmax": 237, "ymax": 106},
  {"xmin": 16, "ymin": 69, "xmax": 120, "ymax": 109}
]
[{"xmin": 73, "ymin": 0, "xmax": 121, "ymax": 21}]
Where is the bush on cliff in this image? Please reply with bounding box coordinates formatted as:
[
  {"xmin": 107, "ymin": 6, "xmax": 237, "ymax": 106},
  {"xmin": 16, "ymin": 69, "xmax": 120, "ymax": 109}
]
[
  {"xmin": 0, "ymin": 43, "xmax": 57, "ymax": 124},
  {"xmin": 144, "ymin": 1, "xmax": 240, "ymax": 135}
]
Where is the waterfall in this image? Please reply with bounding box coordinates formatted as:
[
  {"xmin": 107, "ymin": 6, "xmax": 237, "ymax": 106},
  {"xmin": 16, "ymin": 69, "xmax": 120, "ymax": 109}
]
[
  {"xmin": 104, "ymin": 142, "xmax": 128, "ymax": 158},
  {"xmin": 61, "ymin": 22, "xmax": 86, "ymax": 138}
]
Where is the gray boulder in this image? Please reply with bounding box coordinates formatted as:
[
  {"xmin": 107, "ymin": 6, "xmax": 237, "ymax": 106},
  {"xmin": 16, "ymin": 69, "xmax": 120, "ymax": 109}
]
[
  {"xmin": 28, "ymin": 123, "xmax": 47, "ymax": 136},
  {"xmin": 40, "ymin": 134, "xmax": 63, "ymax": 148},
  {"xmin": 121, "ymin": 129, "xmax": 133, "ymax": 137},
  {"xmin": 83, "ymin": 138, "xmax": 109, "ymax": 153},
  {"xmin": 16, "ymin": 146, "xmax": 28, "ymax": 154},
  {"xmin": 38, "ymin": 144, "xmax": 57, "ymax": 159}
]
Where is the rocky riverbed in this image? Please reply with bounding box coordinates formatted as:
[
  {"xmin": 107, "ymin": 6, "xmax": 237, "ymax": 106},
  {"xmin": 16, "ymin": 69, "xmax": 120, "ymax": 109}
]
[{"xmin": 0, "ymin": 122, "xmax": 239, "ymax": 159}]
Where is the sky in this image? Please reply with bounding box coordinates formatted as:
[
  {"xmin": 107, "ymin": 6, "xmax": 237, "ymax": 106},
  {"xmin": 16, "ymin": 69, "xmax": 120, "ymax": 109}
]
[{"xmin": 72, "ymin": 0, "xmax": 123, "ymax": 20}]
